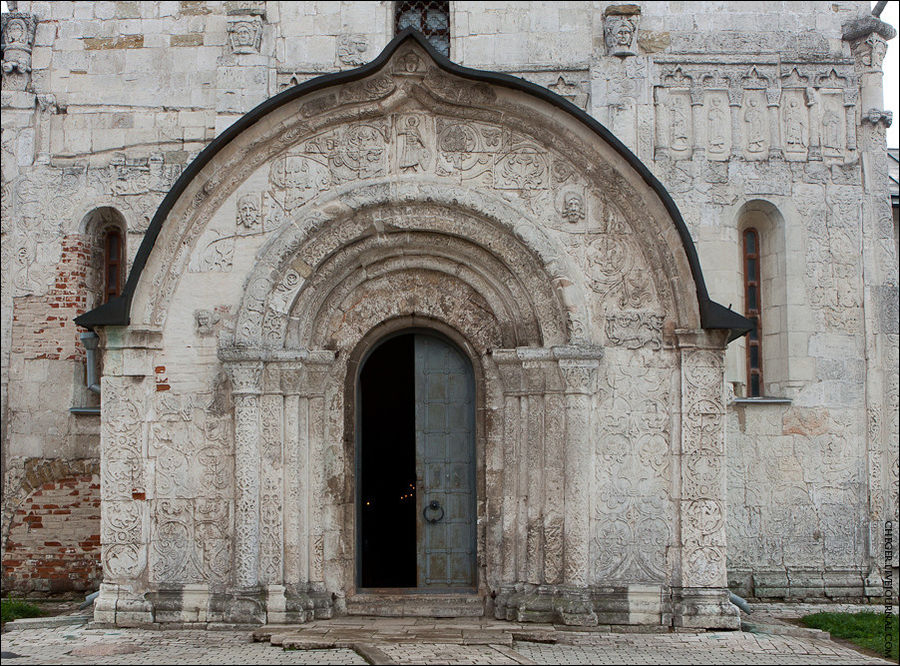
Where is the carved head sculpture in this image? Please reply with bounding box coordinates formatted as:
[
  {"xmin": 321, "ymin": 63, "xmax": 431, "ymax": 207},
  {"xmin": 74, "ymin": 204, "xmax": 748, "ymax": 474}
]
[
  {"xmin": 237, "ymin": 193, "xmax": 261, "ymax": 229},
  {"xmin": 228, "ymin": 19, "xmax": 261, "ymax": 54},
  {"xmin": 5, "ymin": 18, "xmax": 26, "ymax": 45},
  {"xmin": 195, "ymin": 309, "xmax": 219, "ymax": 335},
  {"xmin": 562, "ymin": 192, "xmax": 585, "ymax": 223},
  {"xmin": 604, "ymin": 14, "xmax": 638, "ymax": 57}
]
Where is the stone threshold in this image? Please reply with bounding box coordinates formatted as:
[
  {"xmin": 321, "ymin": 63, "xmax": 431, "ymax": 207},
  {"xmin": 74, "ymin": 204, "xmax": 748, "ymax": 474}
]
[{"xmin": 345, "ymin": 593, "xmax": 485, "ymax": 617}]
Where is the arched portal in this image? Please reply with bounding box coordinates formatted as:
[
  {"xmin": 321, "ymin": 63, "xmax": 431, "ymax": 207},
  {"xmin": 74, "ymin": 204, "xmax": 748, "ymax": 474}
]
[
  {"xmin": 357, "ymin": 331, "xmax": 476, "ymax": 592},
  {"xmin": 78, "ymin": 30, "xmax": 748, "ymax": 630}
]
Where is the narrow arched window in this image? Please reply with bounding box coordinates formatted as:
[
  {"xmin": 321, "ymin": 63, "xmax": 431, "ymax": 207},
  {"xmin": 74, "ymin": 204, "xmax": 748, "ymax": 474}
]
[
  {"xmin": 103, "ymin": 228, "xmax": 123, "ymax": 303},
  {"xmin": 743, "ymin": 228, "xmax": 763, "ymax": 397},
  {"xmin": 396, "ymin": 1, "xmax": 450, "ymax": 57}
]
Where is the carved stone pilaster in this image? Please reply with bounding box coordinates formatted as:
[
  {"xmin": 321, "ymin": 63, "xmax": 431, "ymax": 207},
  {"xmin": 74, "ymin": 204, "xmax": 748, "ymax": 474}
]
[
  {"xmin": 844, "ymin": 14, "xmax": 896, "ymax": 128},
  {"xmin": 224, "ymin": 360, "xmax": 263, "ymax": 590},
  {"xmin": 674, "ymin": 334, "xmax": 738, "ymax": 629},
  {"xmin": 727, "ymin": 85, "xmax": 743, "ymax": 159},
  {"xmin": 765, "ymin": 87, "xmax": 783, "ymax": 159},
  {"xmin": 558, "ymin": 355, "xmax": 600, "ymax": 591}
]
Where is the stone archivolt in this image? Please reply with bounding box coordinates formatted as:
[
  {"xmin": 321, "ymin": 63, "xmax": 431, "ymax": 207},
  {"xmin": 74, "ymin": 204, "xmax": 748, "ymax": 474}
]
[{"xmin": 96, "ymin": 38, "xmax": 736, "ymax": 629}]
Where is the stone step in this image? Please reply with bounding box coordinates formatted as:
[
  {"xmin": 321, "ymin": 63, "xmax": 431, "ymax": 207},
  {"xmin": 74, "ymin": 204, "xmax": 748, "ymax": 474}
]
[
  {"xmin": 345, "ymin": 594, "xmax": 485, "ymax": 617},
  {"xmin": 3, "ymin": 614, "xmax": 92, "ymax": 631}
]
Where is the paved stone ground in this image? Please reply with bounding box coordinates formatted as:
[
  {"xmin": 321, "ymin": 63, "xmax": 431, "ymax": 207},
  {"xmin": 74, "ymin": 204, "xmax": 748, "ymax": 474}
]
[{"xmin": 1, "ymin": 608, "xmax": 894, "ymax": 665}]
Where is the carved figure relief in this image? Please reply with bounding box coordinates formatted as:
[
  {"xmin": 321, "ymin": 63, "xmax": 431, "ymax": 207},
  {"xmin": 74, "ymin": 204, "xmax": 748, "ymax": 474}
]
[
  {"xmin": 228, "ymin": 18, "xmax": 262, "ymax": 54},
  {"xmin": 605, "ymin": 311, "xmax": 664, "ymax": 350},
  {"xmin": 821, "ymin": 99, "xmax": 844, "ymax": 157},
  {"xmin": 1, "ymin": 13, "xmax": 37, "ymax": 90},
  {"xmin": 782, "ymin": 96, "xmax": 808, "ymax": 153},
  {"xmin": 397, "ymin": 115, "xmax": 431, "ymax": 173},
  {"xmin": 743, "ymin": 95, "xmax": 767, "ymax": 154},
  {"xmin": 669, "ymin": 93, "xmax": 691, "ymax": 153},
  {"xmin": 705, "ymin": 94, "xmax": 730, "ymax": 158},
  {"xmin": 337, "ymin": 34, "xmax": 369, "ymax": 66}
]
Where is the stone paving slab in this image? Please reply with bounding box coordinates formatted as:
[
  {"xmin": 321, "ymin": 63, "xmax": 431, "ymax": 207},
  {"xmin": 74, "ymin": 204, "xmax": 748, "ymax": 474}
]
[{"xmin": 1, "ymin": 609, "xmax": 894, "ymax": 665}]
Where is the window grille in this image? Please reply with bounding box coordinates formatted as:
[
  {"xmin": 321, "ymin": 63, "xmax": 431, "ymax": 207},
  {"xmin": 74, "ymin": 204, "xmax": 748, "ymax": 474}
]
[
  {"xmin": 396, "ymin": 1, "xmax": 450, "ymax": 57},
  {"xmin": 743, "ymin": 228, "xmax": 763, "ymax": 397}
]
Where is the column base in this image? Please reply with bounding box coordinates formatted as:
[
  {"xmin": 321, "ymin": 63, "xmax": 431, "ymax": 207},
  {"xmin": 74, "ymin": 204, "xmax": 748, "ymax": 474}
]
[
  {"xmin": 494, "ymin": 583, "xmax": 672, "ymax": 627},
  {"xmin": 672, "ymin": 587, "xmax": 740, "ymax": 629},
  {"xmin": 93, "ymin": 583, "xmax": 154, "ymax": 626},
  {"xmin": 96, "ymin": 582, "xmax": 334, "ymax": 626}
]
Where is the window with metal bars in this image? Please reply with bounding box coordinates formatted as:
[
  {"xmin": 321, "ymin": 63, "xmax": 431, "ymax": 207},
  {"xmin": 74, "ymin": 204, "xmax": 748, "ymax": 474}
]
[
  {"xmin": 743, "ymin": 228, "xmax": 763, "ymax": 397},
  {"xmin": 395, "ymin": 1, "xmax": 450, "ymax": 57},
  {"xmin": 104, "ymin": 228, "xmax": 124, "ymax": 303}
]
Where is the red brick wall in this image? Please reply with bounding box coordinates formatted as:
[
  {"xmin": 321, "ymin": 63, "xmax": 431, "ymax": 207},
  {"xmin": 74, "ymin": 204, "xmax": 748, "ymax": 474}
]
[
  {"xmin": 2, "ymin": 461, "xmax": 101, "ymax": 595},
  {"xmin": 10, "ymin": 234, "xmax": 90, "ymax": 362}
]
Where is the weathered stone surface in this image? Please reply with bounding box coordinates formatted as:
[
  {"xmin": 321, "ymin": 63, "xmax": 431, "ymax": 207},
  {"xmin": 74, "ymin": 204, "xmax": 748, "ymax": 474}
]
[{"xmin": 1, "ymin": 0, "xmax": 896, "ymax": 624}]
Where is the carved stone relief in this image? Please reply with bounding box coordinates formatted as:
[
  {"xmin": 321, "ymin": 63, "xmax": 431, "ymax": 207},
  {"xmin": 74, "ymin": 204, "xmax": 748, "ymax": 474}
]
[
  {"xmin": 704, "ymin": 92, "xmax": 731, "ymax": 160},
  {"xmin": 1, "ymin": 12, "xmax": 37, "ymax": 91},
  {"xmin": 236, "ymin": 192, "xmax": 263, "ymax": 234},
  {"xmin": 337, "ymin": 34, "xmax": 369, "ymax": 66},
  {"xmin": 603, "ymin": 6, "xmax": 640, "ymax": 57},
  {"xmin": 586, "ymin": 235, "xmax": 658, "ymax": 310},
  {"xmin": 654, "ymin": 62, "xmax": 856, "ymax": 165},
  {"xmin": 594, "ymin": 358, "xmax": 673, "ymax": 582},
  {"xmin": 228, "ymin": 18, "xmax": 262, "ymax": 54},
  {"xmin": 605, "ymin": 311, "xmax": 663, "ymax": 350}
]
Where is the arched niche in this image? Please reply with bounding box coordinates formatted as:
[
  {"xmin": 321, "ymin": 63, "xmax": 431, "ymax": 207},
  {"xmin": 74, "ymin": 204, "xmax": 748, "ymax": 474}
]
[{"xmin": 731, "ymin": 199, "xmax": 790, "ymax": 397}]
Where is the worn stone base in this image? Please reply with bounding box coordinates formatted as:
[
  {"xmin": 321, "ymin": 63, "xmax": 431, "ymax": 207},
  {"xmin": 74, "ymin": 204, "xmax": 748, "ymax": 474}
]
[
  {"xmin": 672, "ymin": 587, "xmax": 741, "ymax": 630},
  {"xmin": 494, "ymin": 583, "xmax": 676, "ymax": 627},
  {"xmin": 95, "ymin": 582, "xmax": 740, "ymax": 628},
  {"xmin": 728, "ymin": 568, "xmax": 885, "ymax": 601},
  {"xmin": 94, "ymin": 583, "xmax": 333, "ymax": 625}
]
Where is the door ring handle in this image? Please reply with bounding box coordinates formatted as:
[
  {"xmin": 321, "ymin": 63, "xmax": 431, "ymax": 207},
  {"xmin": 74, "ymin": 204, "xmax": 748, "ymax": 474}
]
[{"xmin": 423, "ymin": 500, "xmax": 444, "ymax": 523}]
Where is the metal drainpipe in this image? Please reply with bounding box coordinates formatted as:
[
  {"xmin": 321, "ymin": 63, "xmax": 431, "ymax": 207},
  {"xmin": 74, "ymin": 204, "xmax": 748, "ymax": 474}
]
[
  {"xmin": 81, "ymin": 331, "xmax": 101, "ymax": 394},
  {"xmin": 70, "ymin": 331, "xmax": 101, "ymax": 415}
]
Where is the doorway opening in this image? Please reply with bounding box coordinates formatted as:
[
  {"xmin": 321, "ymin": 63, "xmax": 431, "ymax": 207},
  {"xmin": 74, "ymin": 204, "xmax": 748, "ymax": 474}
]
[
  {"xmin": 359, "ymin": 334, "xmax": 417, "ymax": 588},
  {"xmin": 357, "ymin": 331, "xmax": 476, "ymax": 591}
]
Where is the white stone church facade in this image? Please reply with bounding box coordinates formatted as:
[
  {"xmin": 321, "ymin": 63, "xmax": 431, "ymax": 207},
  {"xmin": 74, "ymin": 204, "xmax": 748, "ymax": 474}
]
[{"xmin": 1, "ymin": 1, "xmax": 897, "ymax": 628}]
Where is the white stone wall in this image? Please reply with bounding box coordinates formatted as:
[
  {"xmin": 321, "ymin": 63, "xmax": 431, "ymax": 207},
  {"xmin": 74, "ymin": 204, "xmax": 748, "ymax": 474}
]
[{"xmin": 2, "ymin": 0, "xmax": 897, "ymax": 603}]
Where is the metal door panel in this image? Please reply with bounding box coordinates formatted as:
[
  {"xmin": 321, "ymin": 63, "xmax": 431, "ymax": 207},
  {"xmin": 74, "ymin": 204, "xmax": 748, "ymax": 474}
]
[{"xmin": 414, "ymin": 334, "xmax": 475, "ymax": 589}]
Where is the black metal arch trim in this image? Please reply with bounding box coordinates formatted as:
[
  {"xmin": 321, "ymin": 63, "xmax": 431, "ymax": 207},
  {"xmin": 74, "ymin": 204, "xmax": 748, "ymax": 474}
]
[{"xmin": 75, "ymin": 28, "xmax": 751, "ymax": 341}]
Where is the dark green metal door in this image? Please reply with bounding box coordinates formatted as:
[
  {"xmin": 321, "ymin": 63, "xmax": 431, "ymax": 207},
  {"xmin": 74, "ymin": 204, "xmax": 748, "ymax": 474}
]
[{"xmin": 414, "ymin": 335, "xmax": 476, "ymax": 589}]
